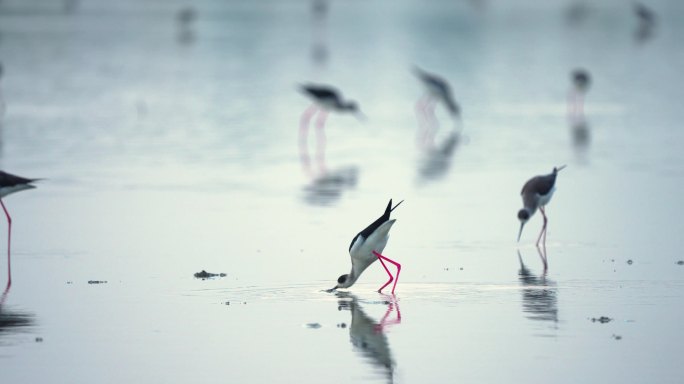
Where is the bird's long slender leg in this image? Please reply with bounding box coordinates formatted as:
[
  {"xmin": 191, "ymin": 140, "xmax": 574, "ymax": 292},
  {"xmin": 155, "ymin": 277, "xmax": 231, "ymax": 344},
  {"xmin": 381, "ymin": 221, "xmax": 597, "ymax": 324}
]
[
  {"xmin": 425, "ymin": 98, "xmax": 439, "ymax": 148},
  {"xmin": 0, "ymin": 198, "xmax": 11, "ymax": 286},
  {"xmin": 415, "ymin": 96, "xmax": 429, "ymax": 149},
  {"xmin": 373, "ymin": 251, "xmax": 401, "ymax": 294},
  {"xmin": 314, "ymin": 110, "xmax": 329, "ymax": 174},
  {"xmin": 536, "ymin": 206, "xmax": 548, "ymax": 247},
  {"xmin": 537, "ymin": 242, "xmax": 548, "ymax": 272},
  {"xmin": 299, "ymin": 105, "xmax": 318, "ymax": 177}
]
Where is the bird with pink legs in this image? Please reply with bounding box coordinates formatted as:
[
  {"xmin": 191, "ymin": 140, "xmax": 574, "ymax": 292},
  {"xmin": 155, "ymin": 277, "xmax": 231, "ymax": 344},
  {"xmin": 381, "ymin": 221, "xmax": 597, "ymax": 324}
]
[
  {"xmin": 298, "ymin": 84, "xmax": 364, "ymax": 178},
  {"xmin": 0, "ymin": 171, "xmax": 39, "ymax": 287},
  {"xmin": 328, "ymin": 199, "xmax": 403, "ymax": 294},
  {"xmin": 413, "ymin": 66, "xmax": 461, "ymax": 150},
  {"xmin": 517, "ymin": 166, "xmax": 565, "ymax": 247}
]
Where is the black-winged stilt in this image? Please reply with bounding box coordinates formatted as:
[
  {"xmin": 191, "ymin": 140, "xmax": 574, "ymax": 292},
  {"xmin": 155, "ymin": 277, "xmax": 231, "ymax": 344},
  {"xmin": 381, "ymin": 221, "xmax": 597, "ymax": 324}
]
[
  {"xmin": 298, "ymin": 84, "xmax": 363, "ymax": 175},
  {"xmin": 328, "ymin": 199, "xmax": 403, "ymax": 294},
  {"xmin": 413, "ymin": 66, "xmax": 460, "ymax": 149},
  {"xmin": 517, "ymin": 166, "xmax": 565, "ymax": 246},
  {"xmin": 0, "ymin": 171, "xmax": 38, "ymax": 285},
  {"xmin": 568, "ymin": 69, "xmax": 590, "ymax": 119}
]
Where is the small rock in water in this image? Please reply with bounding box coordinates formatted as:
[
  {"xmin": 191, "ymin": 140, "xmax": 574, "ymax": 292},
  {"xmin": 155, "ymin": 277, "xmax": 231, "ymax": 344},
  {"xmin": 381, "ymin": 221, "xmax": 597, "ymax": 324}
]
[
  {"xmin": 306, "ymin": 323, "xmax": 322, "ymax": 329},
  {"xmin": 193, "ymin": 270, "xmax": 226, "ymax": 279},
  {"xmin": 612, "ymin": 334, "xmax": 622, "ymax": 340},
  {"xmin": 337, "ymin": 323, "xmax": 347, "ymax": 328},
  {"xmin": 591, "ymin": 316, "xmax": 612, "ymax": 323},
  {"xmin": 225, "ymin": 301, "xmax": 230, "ymax": 305},
  {"xmin": 627, "ymin": 259, "xmax": 633, "ymax": 265},
  {"xmin": 676, "ymin": 260, "xmax": 684, "ymax": 265},
  {"xmin": 35, "ymin": 337, "xmax": 43, "ymax": 343},
  {"xmin": 88, "ymin": 280, "xmax": 107, "ymax": 284}
]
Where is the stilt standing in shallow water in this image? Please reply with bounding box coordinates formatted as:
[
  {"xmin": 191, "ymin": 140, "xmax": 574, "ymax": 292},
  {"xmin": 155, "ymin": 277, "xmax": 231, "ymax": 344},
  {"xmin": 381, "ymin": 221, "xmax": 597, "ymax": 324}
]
[
  {"xmin": 517, "ymin": 166, "xmax": 565, "ymax": 247},
  {"xmin": 0, "ymin": 171, "xmax": 39, "ymax": 286},
  {"xmin": 328, "ymin": 199, "xmax": 403, "ymax": 294}
]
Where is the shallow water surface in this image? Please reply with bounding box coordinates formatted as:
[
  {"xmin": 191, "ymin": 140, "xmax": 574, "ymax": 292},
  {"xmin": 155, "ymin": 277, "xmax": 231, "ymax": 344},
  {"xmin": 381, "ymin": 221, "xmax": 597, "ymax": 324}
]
[{"xmin": 1, "ymin": 0, "xmax": 684, "ymax": 383}]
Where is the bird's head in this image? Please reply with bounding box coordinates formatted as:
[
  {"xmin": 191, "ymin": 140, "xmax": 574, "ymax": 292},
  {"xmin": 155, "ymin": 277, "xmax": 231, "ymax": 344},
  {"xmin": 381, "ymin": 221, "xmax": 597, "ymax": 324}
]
[
  {"xmin": 517, "ymin": 209, "xmax": 531, "ymax": 242},
  {"xmin": 326, "ymin": 273, "xmax": 355, "ymax": 292}
]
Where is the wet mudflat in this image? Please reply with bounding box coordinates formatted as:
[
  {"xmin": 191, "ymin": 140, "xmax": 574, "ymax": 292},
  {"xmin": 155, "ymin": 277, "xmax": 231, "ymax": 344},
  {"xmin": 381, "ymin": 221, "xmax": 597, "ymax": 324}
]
[{"xmin": 1, "ymin": 0, "xmax": 684, "ymax": 383}]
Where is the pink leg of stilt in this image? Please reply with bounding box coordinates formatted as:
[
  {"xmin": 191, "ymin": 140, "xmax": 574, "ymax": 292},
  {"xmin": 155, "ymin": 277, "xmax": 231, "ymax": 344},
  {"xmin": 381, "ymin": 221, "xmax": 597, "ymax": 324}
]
[
  {"xmin": 373, "ymin": 250, "xmax": 401, "ymax": 294},
  {"xmin": 314, "ymin": 110, "xmax": 328, "ymax": 173},
  {"xmin": 537, "ymin": 242, "xmax": 548, "ymax": 272},
  {"xmin": 0, "ymin": 198, "xmax": 12, "ymax": 286},
  {"xmin": 425, "ymin": 99, "xmax": 438, "ymax": 148},
  {"xmin": 299, "ymin": 105, "xmax": 318, "ymax": 177},
  {"xmin": 536, "ymin": 206, "xmax": 548, "ymax": 247}
]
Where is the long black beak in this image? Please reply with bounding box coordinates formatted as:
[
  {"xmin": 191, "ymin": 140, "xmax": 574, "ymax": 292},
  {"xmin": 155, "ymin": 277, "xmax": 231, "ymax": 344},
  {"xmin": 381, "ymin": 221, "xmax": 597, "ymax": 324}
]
[
  {"xmin": 324, "ymin": 286, "xmax": 337, "ymax": 293},
  {"xmin": 517, "ymin": 222, "xmax": 526, "ymax": 242},
  {"xmin": 556, "ymin": 164, "xmax": 567, "ymax": 172}
]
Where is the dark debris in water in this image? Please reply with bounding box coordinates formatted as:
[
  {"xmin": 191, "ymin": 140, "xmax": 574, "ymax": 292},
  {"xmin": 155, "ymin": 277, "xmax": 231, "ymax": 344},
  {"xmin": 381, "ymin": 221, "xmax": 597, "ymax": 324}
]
[
  {"xmin": 591, "ymin": 316, "xmax": 612, "ymax": 323},
  {"xmin": 676, "ymin": 260, "xmax": 684, "ymax": 265},
  {"xmin": 87, "ymin": 280, "xmax": 108, "ymax": 284},
  {"xmin": 612, "ymin": 334, "xmax": 622, "ymax": 340},
  {"xmin": 337, "ymin": 323, "xmax": 347, "ymax": 328},
  {"xmin": 627, "ymin": 259, "xmax": 633, "ymax": 265},
  {"xmin": 306, "ymin": 323, "xmax": 322, "ymax": 329},
  {"xmin": 194, "ymin": 270, "xmax": 227, "ymax": 279}
]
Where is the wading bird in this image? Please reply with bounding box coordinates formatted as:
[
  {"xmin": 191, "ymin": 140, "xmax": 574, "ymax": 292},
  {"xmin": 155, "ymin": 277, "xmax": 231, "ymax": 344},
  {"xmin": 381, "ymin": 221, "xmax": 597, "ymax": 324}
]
[
  {"xmin": 517, "ymin": 166, "xmax": 565, "ymax": 246},
  {"xmin": 0, "ymin": 171, "xmax": 38, "ymax": 285},
  {"xmin": 328, "ymin": 199, "xmax": 403, "ymax": 294}
]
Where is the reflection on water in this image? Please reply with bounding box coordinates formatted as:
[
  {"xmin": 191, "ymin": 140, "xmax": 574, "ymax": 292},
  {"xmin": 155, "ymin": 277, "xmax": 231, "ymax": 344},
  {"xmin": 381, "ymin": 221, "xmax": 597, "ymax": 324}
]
[
  {"xmin": 176, "ymin": 6, "xmax": 198, "ymax": 45},
  {"xmin": 0, "ymin": 281, "xmax": 35, "ymax": 343},
  {"xmin": 570, "ymin": 117, "xmax": 591, "ymax": 159},
  {"xmin": 302, "ymin": 166, "xmax": 358, "ymax": 206},
  {"xmin": 417, "ymin": 130, "xmax": 461, "ymax": 183},
  {"xmin": 517, "ymin": 249, "xmax": 558, "ymax": 327},
  {"xmin": 336, "ymin": 292, "xmax": 401, "ymax": 383}
]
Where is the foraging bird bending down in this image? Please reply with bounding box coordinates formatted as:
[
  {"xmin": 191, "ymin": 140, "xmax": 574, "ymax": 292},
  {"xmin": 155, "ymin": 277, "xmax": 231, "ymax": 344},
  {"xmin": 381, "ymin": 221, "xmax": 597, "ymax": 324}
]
[
  {"xmin": 0, "ymin": 171, "xmax": 38, "ymax": 285},
  {"xmin": 412, "ymin": 67, "xmax": 460, "ymax": 149},
  {"xmin": 329, "ymin": 199, "xmax": 403, "ymax": 294},
  {"xmin": 413, "ymin": 67, "xmax": 460, "ymax": 118},
  {"xmin": 517, "ymin": 166, "xmax": 565, "ymax": 246}
]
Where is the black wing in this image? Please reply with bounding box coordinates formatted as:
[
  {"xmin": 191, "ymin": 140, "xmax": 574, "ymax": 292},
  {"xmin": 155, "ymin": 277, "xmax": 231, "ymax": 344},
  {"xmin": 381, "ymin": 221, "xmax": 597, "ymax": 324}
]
[
  {"xmin": 521, "ymin": 172, "xmax": 557, "ymax": 197},
  {"xmin": 300, "ymin": 84, "xmax": 340, "ymax": 100},
  {"xmin": 348, "ymin": 199, "xmax": 395, "ymax": 252},
  {"xmin": 0, "ymin": 171, "xmax": 35, "ymax": 188}
]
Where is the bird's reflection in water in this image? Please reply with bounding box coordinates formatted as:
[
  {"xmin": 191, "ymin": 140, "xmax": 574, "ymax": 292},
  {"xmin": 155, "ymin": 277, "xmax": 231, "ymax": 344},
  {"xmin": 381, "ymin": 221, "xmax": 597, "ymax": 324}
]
[
  {"xmin": 176, "ymin": 7, "xmax": 198, "ymax": 45},
  {"xmin": 336, "ymin": 292, "xmax": 401, "ymax": 383},
  {"xmin": 0, "ymin": 280, "xmax": 35, "ymax": 342},
  {"xmin": 302, "ymin": 166, "xmax": 358, "ymax": 206},
  {"xmin": 570, "ymin": 117, "xmax": 591, "ymax": 159},
  {"xmin": 417, "ymin": 130, "xmax": 462, "ymax": 183},
  {"xmin": 517, "ymin": 248, "xmax": 558, "ymax": 326}
]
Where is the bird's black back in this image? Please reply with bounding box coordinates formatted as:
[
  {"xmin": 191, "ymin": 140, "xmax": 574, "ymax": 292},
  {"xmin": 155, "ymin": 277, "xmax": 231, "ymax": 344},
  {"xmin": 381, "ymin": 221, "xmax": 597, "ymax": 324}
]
[
  {"xmin": 300, "ymin": 84, "xmax": 340, "ymax": 101},
  {"xmin": 0, "ymin": 171, "xmax": 35, "ymax": 188},
  {"xmin": 521, "ymin": 171, "xmax": 558, "ymax": 197},
  {"xmin": 349, "ymin": 199, "xmax": 394, "ymax": 252}
]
